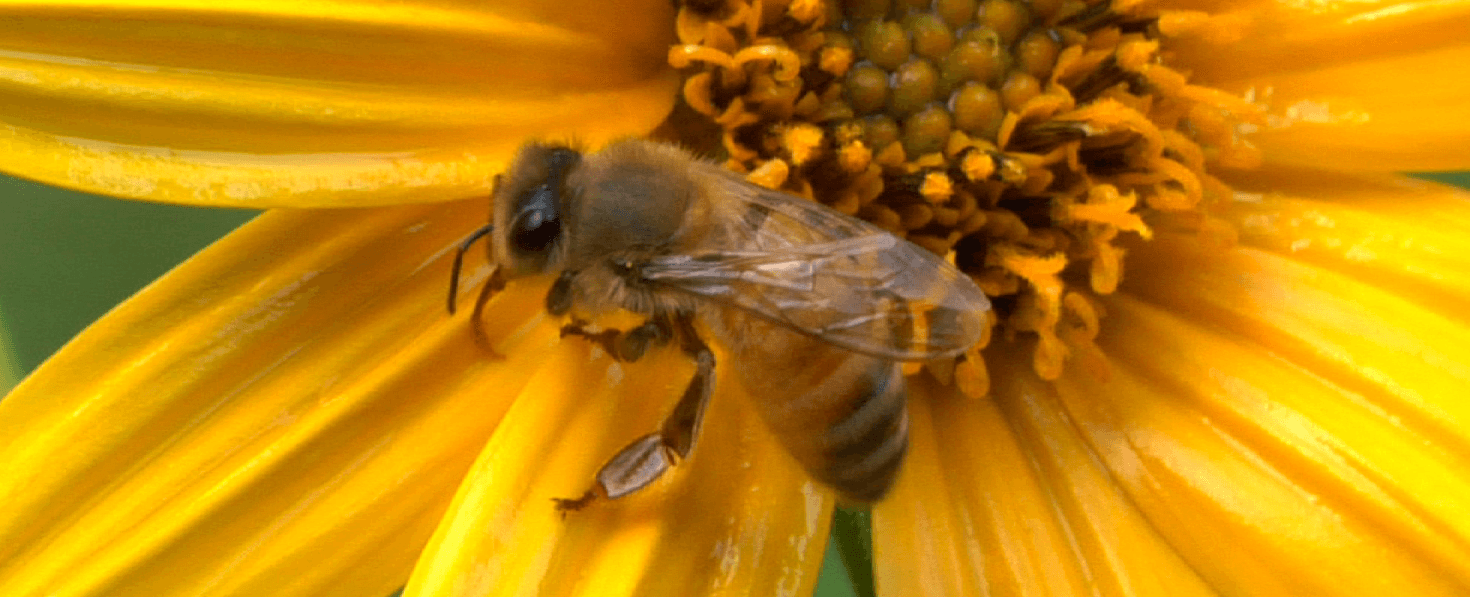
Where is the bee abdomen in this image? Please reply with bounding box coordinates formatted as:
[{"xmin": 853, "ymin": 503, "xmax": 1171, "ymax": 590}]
[
  {"xmin": 722, "ymin": 314, "xmax": 912, "ymax": 503},
  {"xmin": 817, "ymin": 363, "xmax": 909, "ymax": 502}
]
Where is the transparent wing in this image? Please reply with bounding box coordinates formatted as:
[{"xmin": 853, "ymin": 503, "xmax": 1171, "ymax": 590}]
[{"xmin": 642, "ymin": 181, "xmax": 991, "ymax": 360}]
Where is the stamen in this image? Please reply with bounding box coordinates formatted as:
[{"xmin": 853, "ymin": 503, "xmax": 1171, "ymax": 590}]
[{"xmin": 664, "ymin": 0, "xmax": 1256, "ymax": 389}]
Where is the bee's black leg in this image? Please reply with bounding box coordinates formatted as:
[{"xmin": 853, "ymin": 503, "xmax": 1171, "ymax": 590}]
[
  {"xmin": 446, "ymin": 223, "xmax": 506, "ymax": 355},
  {"xmin": 550, "ymin": 488, "xmax": 598, "ymax": 516},
  {"xmin": 559, "ymin": 320, "xmax": 622, "ymax": 356},
  {"xmin": 555, "ymin": 312, "xmax": 713, "ymax": 514},
  {"xmin": 545, "ymin": 270, "xmax": 577, "ymax": 316},
  {"xmin": 468, "ymin": 265, "xmax": 507, "ymax": 355},
  {"xmin": 561, "ymin": 316, "xmax": 672, "ymax": 363},
  {"xmin": 615, "ymin": 318, "xmax": 673, "ymax": 362},
  {"xmin": 660, "ymin": 314, "xmax": 714, "ymax": 459}
]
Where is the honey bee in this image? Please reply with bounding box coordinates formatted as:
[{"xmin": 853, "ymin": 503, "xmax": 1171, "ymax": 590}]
[{"xmin": 448, "ymin": 139, "xmax": 991, "ymax": 510}]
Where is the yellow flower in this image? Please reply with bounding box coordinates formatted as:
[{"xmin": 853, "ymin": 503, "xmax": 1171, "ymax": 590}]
[{"xmin": 2, "ymin": 1, "xmax": 1470, "ymax": 596}]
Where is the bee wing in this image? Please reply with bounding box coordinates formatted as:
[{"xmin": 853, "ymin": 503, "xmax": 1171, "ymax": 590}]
[{"xmin": 642, "ymin": 182, "xmax": 991, "ymax": 360}]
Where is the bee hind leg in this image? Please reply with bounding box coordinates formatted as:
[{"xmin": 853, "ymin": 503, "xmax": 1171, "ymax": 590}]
[{"xmin": 554, "ymin": 314, "xmax": 714, "ymax": 514}]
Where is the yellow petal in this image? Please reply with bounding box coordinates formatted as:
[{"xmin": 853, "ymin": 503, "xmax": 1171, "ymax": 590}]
[
  {"xmin": 877, "ymin": 171, "xmax": 1470, "ymax": 594},
  {"xmin": 1058, "ymin": 284, "xmax": 1470, "ymax": 593},
  {"xmin": 1213, "ymin": 45, "xmax": 1470, "ymax": 172},
  {"xmin": 0, "ymin": 0, "xmax": 677, "ymax": 207},
  {"xmin": 873, "ymin": 375, "xmax": 1214, "ymax": 596},
  {"xmin": 404, "ymin": 339, "xmax": 835, "ymax": 597},
  {"xmin": 1148, "ymin": 0, "xmax": 1470, "ymax": 171},
  {"xmin": 1219, "ymin": 166, "xmax": 1470, "ymax": 309},
  {"xmin": 0, "ymin": 200, "xmax": 538, "ymax": 596},
  {"xmin": 1085, "ymin": 181, "xmax": 1470, "ymax": 591},
  {"xmin": 1166, "ymin": 0, "xmax": 1470, "ymax": 84}
]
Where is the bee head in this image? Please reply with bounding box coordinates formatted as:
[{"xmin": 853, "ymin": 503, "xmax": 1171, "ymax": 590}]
[
  {"xmin": 492, "ymin": 139, "xmax": 699, "ymax": 279},
  {"xmin": 491, "ymin": 143, "xmax": 582, "ymax": 276}
]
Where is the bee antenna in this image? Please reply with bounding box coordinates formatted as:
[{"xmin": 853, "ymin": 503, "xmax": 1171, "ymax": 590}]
[{"xmin": 448, "ymin": 224, "xmax": 495, "ymax": 315}]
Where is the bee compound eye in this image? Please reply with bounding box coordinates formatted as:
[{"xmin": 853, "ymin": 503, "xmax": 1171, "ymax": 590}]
[{"xmin": 511, "ymin": 184, "xmax": 561, "ymax": 253}]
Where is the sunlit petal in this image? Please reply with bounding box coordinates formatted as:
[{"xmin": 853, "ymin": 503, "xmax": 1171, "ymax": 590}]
[
  {"xmin": 1148, "ymin": 0, "xmax": 1470, "ymax": 172},
  {"xmin": 1215, "ymin": 45, "xmax": 1470, "ymax": 172},
  {"xmin": 1220, "ymin": 166, "xmax": 1470, "ymax": 309},
  {"xmin": 0, "ymin": 0, "xmax": 677, "ymax": 206},
  {"xmin": 1054, "ymin": 283, "xmax": 1470, "ymax": 593},
  {"xmin": 0, "ymin": 200, "xmax": 541, "ymax": 596},
  {"xmin": 873, "ymin": 375, "xmax": 1215, "ymax": 596},
  {"xmin": 1072, "ymin": 179, "xmax": 1470, "ymax": 592},
  {"xmin": 875, "ymin": 173, "xmax": 1470, "ymax": 595},
  {"xmin": 404, "ymin": 340, "xmax": 835, "ymax": 597},
  {"xmin": 1167, "ymin": 0, "xmax": 1470, "ymax": 83}
]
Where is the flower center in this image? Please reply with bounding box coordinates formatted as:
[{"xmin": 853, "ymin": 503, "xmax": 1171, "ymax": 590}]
[{"xmin": 664, "ymin": 0, "xmax": 1261, "ymax": 393}]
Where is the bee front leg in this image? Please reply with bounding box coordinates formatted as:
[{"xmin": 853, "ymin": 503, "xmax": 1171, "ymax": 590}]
[
  {"xmin": 554, "ymin": 314, "xmax": 714, "ymax": 514},
  {"xmin": 468, "ymin": 265, "xmax": 507, "ymax": 354},
  {"xmin": 446, "ymin": 224, "xmax": 506, "ymax": 356}
]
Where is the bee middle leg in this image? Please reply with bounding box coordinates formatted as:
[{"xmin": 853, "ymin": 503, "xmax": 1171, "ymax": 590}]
[
  {"xmin": 550, "ymin": 270, "xmax": 672, "ymax": 363},
  {"xmin": 561, "ymin": 317, "xmax": 672, "ymax": 363},
  {"xmin": 554, "ymin": 314, "xmax": 714, "ymax": 514}
]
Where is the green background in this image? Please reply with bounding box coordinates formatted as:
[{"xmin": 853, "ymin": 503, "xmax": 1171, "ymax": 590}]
[{"xmin": 0, "ymin": 173, "xmax": 863, "ymax": 597}]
